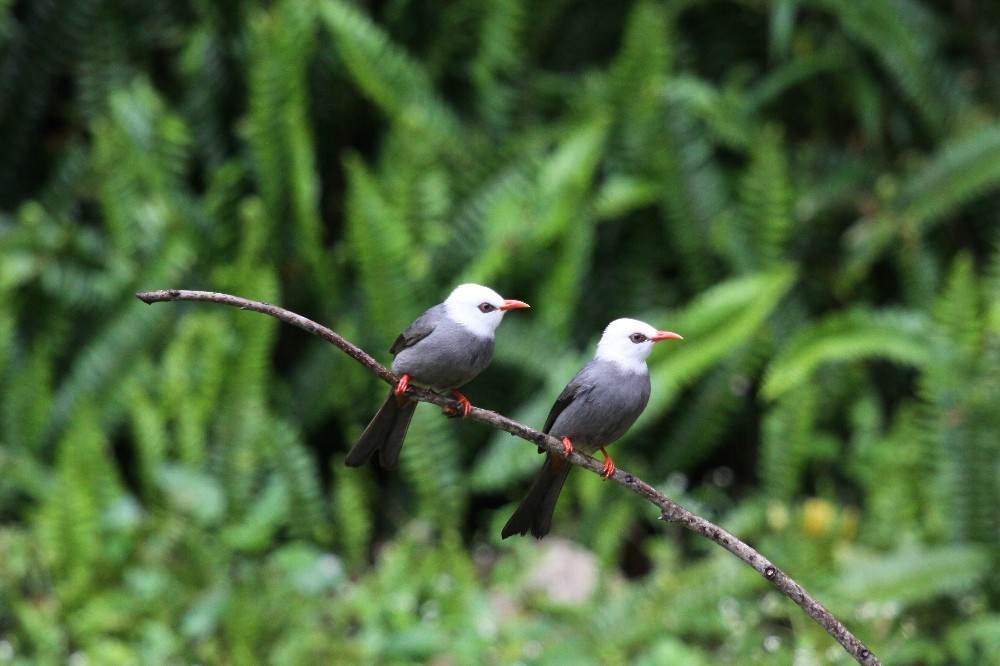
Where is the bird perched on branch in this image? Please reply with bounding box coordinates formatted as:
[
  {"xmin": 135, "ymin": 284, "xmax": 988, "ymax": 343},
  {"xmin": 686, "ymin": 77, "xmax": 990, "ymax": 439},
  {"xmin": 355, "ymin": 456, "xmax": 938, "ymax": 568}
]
[
  {"xmin": 501, "ymin": 318, "xmax": 681, "ymax": 538},
  {"xmin": 346, "ymin": 283, "xmax": 530, "ymax": 469}
]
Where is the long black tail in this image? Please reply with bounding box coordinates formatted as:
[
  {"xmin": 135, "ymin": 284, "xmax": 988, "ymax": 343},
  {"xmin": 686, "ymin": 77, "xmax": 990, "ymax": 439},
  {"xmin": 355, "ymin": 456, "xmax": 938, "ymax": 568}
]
[
  {"xmin": 345, "ymin": 392, "xmax": 417, "ymax": 469},
  {"xmin": 501, "ymin": 454, "xmax": 572, "ymax": 538}
]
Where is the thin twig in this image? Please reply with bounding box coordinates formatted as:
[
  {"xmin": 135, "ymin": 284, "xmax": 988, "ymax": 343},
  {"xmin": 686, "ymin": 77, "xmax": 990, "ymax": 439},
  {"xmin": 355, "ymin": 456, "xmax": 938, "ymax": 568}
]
[{"xmin": 136, "ymin": 289, "xmax": 882, "ymax": 666}]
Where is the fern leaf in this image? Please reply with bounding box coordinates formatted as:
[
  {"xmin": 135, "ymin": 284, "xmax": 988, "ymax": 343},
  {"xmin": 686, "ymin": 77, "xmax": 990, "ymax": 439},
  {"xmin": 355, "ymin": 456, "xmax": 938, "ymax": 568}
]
[
  {"xmin": 806, "ymin": 0, "xmax": 958, "ymax": 132},
  {"xmin": 330, "ymin": 464, "xmax": 373, "ymax": 569},
  {"xmin": 898, "ymin": 123, "xmax": 1000, "ymax": 229},
  {"xmin": 245, "ymin": 3, "xmax": 327, "ymax": 279},
  {"xmin": 268, "ymin": 420, "xmax": 330, "ymax": 543},
  {"xmin": 762, "ymin": 307, "xmax": 933, "ymax": 400},
  {"xmin": 932, "ymin": 253, "xmax": 983, "ymax": 357},
  {"xmin": 733, "ymin": 124, "xmax": 794, "ymax": 269},
  {"xmin": 838, "ymin": 544, "xmax": 991, "ymax": 604},
  {"xmin": 470, "ymin": 0, "xmax": 525, "ymax": 131},
  {"xmin": 48, "ymin": 241, "xmax": 193, "ymax": 442},
  {"xmin": 343, "ymin": 155, "xmax": 420, "ymax": 347},
  {"xmin": 760, "ymin": 387, "xmax": 820, "ymax": 500},
  {"xmin": 649, "ymin": 265, "xmax": 796, "ymax": 412},
  {"xmin": 606, "ymin": 0, "xmax": 672, "ymax": 166},
  {"xmin": 35, "ymin": 403, "xmax": 122, "ymax": 604},
  {"xmin": 319, "ymin": 0, "xmax": 462, "ymax": 142},
  {"xmin": 401, "ymin": 407, "xmax": 466, "ymax": 533},
  {"xmin": 655, "ymin": 96, "xmax": 733, "ymax": 290}
]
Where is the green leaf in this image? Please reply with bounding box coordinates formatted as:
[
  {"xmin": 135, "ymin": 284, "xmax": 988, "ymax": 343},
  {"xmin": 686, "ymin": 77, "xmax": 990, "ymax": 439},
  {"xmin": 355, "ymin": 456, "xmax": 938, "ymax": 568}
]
[
  {"xmin": 838, "ymin": 544, "xmax": 991, "ymax": 604},
  {"xmin": 762, "ymin": 308, "xmax": 933, "ymax": 400},
  {"xmin": 649, "ymin": 265, "xmax": 797, "ymax": 411}
]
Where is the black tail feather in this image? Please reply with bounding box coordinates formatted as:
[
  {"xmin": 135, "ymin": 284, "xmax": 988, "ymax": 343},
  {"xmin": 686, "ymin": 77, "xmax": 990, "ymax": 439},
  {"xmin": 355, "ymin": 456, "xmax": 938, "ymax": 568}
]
[
  {"xmin": 501, "ymin": 455, "xmax": 572, "ymax": 538},
  {"xmin": 345, "ymin": 392, "xmax": 417, "ymax": 469}
]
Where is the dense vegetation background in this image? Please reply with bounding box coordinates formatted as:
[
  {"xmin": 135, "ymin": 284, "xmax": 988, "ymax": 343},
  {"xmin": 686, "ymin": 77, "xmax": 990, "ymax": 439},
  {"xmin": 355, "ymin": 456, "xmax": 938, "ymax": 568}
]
[{"xmin": 2, "ymin": 0, "xmax": 999, "ymax": 663}]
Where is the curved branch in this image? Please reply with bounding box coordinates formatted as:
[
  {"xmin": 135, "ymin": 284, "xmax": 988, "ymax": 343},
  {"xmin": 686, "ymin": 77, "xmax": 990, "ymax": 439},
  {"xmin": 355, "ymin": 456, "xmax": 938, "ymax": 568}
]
[{"xmin": 136, "ymin": 289, "xmax": 881, "ymax": 666}]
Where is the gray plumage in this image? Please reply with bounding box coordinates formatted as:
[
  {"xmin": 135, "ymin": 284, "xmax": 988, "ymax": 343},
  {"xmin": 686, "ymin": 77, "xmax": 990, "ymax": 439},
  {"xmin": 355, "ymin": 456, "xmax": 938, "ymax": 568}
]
[
  {"xmin": 501, "ymin": 317, "xmax": 680, "ymax": 539},
  {"xmin": 545, "ymin": 359, "xmax": 651, "ymax": 451},
  {"xmin": 390, "ymin": 305, "xmax": 495, "ymax": 390},
  {"xmin": 500, "ymin": 360, "xmax": 650, "ymax": 538},
  {"xmin": 345, "ymin": 284, "xmax": 527, "ymax": 469}
]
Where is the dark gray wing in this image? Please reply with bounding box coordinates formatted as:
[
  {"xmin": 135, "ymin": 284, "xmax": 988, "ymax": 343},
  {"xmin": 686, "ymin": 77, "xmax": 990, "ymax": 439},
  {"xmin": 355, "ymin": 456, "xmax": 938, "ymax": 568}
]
[
  {"xmin": 542, "ymin": 365, "xmax": 595, "ymax": 434},
  {"xmin": 388, "ymin": 305, "xmax": 443, "ymax": 355}
]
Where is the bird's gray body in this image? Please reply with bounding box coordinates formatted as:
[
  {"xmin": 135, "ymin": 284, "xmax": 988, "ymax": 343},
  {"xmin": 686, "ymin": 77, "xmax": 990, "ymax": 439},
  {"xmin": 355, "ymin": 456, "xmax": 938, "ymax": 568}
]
[
  {"xmin": 345, "ymin": 304, "xmax": 496, "ymax": 469},
  {"xmin": 501, "ymin": 359, "xmax": 651, "ymax": 538},
  {"xmin": 544, "ymin": 359, "xmax": 651, "ymax": 453},
  {"xmin": 390, "ymin": 304, "xmax": 495, "ymax": 390}
]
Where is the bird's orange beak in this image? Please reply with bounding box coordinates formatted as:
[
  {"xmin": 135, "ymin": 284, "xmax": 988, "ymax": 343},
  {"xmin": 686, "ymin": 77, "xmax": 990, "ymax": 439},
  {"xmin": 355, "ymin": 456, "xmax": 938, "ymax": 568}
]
[
  {"xmin": 499, "ymin": 299, "xmax": 531, "ymax": 311},
  {"xmin": 650, "ymin": 330, "xmax": 683, "ymax": 341}
]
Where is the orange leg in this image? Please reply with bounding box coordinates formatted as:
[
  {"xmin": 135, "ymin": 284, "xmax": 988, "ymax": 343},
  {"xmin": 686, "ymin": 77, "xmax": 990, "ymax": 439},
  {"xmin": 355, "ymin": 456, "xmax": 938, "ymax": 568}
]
[
  {"xmin": 598, "ymin": 447, "xmax": 616, "ymax": 479},
  {"xmin": 561, "ymin": 436, "xmax": 574, "ymax": 457},
  {"xmin": 450, "ymin": 389, "xmax": 473, "ymax": 417},
  {"xmin": 394, "ymin": 374, "xmax": 411, "ymax": 397}
]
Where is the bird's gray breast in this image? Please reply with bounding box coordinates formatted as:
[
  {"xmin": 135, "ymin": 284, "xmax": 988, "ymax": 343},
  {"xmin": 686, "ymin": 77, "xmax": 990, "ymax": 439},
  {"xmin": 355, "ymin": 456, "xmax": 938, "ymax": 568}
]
[
  {"xmin": 548, "ymin": 360, "xmax": 651, "ymax": 452},
  {"xmin": 391, "ymin": 318, "xmax": 495, "ymax": 390}
]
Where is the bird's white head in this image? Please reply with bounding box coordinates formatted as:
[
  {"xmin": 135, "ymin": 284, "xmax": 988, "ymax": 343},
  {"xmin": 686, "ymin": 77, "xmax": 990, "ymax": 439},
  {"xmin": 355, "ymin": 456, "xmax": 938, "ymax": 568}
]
[
  {"xmin": 594, "ymin": 318, "xmax": 682, "ymax": 373},
  {"xmin": 443, "ymin": 283, "xmax": 530, "ymax": 338}
]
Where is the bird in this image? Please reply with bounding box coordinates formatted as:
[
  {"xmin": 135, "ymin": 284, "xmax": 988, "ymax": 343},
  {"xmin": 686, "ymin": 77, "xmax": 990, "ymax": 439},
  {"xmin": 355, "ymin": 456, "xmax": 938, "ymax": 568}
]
[
  {"xmin": 501, "ymin": 318, "xmax": 682, "ymax": 538},
  {"xmin": 345, "ymin": 283, "xmax": 530, "ymax": 469}
]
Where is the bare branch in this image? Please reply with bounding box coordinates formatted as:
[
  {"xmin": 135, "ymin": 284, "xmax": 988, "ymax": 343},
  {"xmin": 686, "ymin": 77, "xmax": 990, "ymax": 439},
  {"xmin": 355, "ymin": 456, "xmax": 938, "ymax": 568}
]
[{"xmin": 136, "ymin": 289, "xmax": 882, "ymax": 666}]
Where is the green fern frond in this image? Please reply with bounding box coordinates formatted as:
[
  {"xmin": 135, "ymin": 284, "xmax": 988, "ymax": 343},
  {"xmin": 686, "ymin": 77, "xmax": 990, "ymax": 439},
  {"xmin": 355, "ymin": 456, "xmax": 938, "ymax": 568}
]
[
  {"xmin": 1, "ymin": 339, "xmax": 54, "ymax": 456},
  {"xmin": 160, "ymin": 312, "xmax": 234, "ymax": 467},
  {"xmin": 655, "ymin": 96, "xmax": 732, "ymax": 290},
  {"xmin": 470, "ymin": 0, "xmax": 525, "ymax": 131},
  {"xmin": 319, "ymin": 0, "xmax": 462, "ymax": 143},
  {"xmin": 35, "ymin": 403, "xmax": 122, "ymax": 604},
  {"xmin": 920, "ymin": 266, "xmax": 1000, "ymax": 545},
  {"xmin": 343, "ymin": 155, "xmax": 421, "ymax": 346},
  {"xmin": 48, "ymin": 241, "xmax": 193, "ymax": 443},
  {"xmin": 245, "ymin": 2, "xmax": 327, "ymax": 278},
  {"xmin": 838, "ymin": 543, "xmax": 991, "ymax": 604},
  {"xmin": 664, "ymin": 75, "xmax": 758, "ymax": 151},
  {"xmin": 898, "ymin": 122, "xmax": 1000, "ymax": 228},
  {"xmin": 434, "ymin": 160, "xmax": 538, "ymax": 279},
  {"xmin": 806, "ymin": 0, "xmax": 958, "ymax": 132},
  {"xmin": 401, "ymin": 407, "xmax": 466, "ymax": 533},
  {"xmin": 733, "ymin": 124, "xmax": 793, "ymax": 269},
  {"xmin": 762, "ymin": 307, "xmax": 933, "ymax": 400},
  {"xmin": 934, "ymin": 409, "xmax": 1000, "ymax": 544},
  {"xmin": 932, "ymin": 253, "xmax": 983, "ymax": 357},
  {"xmin": 92, "ymin": 81, "xmax": 194, "ymax": 256},
  {"xmin": 844, "ymin": 123, "xmax": 1000, "ymax": 293},
  {"xmin": 760, "ymin": 387, "xmax": 820, "ymax": 500},
  {"xmin": 330, "ymin": 464, "xmax": 373, "ymax": 569},
  {"xmin": 268, "ymin": 421, "xmax": 330, "ymax": 543},
  {"xmin": 0, "ymin": 0, "xmax": 101, "ymax": 204},
  {"xmin": 661, "ymin": 346, "xmax": 766, "ymax": 471},
  {"xmin": 211, "ymin": 269, "xmax": 280, "ymax": 515},
  {"xmin": 649, "ymin": 265, "xmax": 796, "ymax": 412},
  {"xmin": 123, "ymin": 366, "xmax": 169, "ymax": 498},
  {"xmin": 848, "ymin": 396, "xmax": 932, "ymax": 545},
  {"xmin": 606, "ymin": 0, "xmax": 672, "ymax": 167}
]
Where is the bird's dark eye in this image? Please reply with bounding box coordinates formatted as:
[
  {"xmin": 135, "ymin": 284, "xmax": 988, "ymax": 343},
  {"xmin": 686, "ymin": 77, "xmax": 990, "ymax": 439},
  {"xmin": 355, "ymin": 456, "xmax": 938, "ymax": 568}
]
[
  {"xmin": 478, "ymin": 302, "xmax": 496, "ymax": 313},
  {"xmin": 629, "ymin": 332, "xmax": 647, "ymax": 344}
]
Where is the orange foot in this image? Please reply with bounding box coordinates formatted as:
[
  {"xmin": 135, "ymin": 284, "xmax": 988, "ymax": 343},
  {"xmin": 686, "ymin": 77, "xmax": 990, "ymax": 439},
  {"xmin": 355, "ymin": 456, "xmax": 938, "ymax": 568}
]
[
  {"xmin": 561, "ymin": 436, "xmax": 574, "ymax": 457},
  {"xmin": 599, "ymin": 447, "xmax": 616, "ymax": 479},
  {"xmin": 450, "ymin": 389, "xmax": 472, "ymax": 417},
  {"xmin": 394, "ymin": 374, "xmax": 411, "ymax": 397}
]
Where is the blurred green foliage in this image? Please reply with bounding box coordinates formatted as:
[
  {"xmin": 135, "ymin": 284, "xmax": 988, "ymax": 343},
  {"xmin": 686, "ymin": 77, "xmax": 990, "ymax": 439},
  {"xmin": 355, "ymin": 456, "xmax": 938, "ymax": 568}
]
[{"xmin": 2, "ymin": 0, "xmax": 1000, "ymax": 663}]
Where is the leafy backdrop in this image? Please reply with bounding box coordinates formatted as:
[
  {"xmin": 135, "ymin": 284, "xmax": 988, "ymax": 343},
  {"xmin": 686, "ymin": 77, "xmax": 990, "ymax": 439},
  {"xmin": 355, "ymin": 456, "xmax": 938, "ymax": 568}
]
[{"xmin": 1, "ymin": 0, "xmax": 998, "ymax": 663}]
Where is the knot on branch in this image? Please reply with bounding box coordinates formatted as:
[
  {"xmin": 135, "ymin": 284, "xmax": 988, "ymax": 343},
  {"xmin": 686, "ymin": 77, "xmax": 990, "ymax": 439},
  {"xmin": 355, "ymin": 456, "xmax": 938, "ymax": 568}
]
[{"xmin": 442, "ymin": 401, "xmax": 465, "ymax": 418}]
